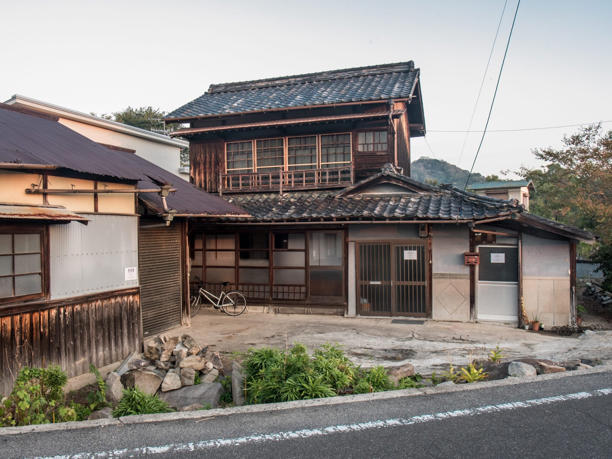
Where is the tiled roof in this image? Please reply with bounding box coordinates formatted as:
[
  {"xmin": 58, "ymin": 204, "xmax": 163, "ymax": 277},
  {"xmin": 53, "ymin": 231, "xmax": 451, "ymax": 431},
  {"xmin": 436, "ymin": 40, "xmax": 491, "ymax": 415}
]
[
  {"xmin": 224, "ymin": 188, "xmax": 518, "ymax": 222},
  {"xmin": 167, "ymin": 61, "xmax": 419, "ymax": 119},
  {"xmin": 468, "ymin": 180, "xmax": 533, "ymax": 190}
]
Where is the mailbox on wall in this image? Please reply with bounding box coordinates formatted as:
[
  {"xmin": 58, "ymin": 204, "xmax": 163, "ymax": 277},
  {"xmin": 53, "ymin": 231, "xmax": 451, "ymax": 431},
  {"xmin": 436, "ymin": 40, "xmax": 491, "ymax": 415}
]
[{"xmin": 464, "ymin": 251, "xmax": 480, "ymax": 266}]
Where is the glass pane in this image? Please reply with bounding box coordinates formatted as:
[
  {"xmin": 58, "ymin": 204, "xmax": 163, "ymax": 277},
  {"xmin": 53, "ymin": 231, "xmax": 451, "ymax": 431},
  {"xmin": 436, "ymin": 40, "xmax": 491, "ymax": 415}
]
[
  {"xmin": 14, "ymin": 234, "xmax": 40, "ymax": 253},
  {"xmin": 0, "ymin": 277, "xmax": 12, "ymax": 298},
  {"xmin": 191, "ymin": 250, "xmax": 203, "ymax": 265},
  {"xmin": 239, "ymin": 268, "xmax": 269, "ymax": 284},
  {"xmin": 206, "ymin": 251, "xmax": 234, "ymax": 266},
  {"xmin": 0, "ymin": 255, "xmax": 12, "ymax": 276},
  {"xmin": 15, "ymin": 274, "xmax": 41, "ymax": 296},
  {"xmin": 14, "ymin": 254, "xmax": 41, "ymax": 275},
  {"xmin": 206, "ymin": 234, "xmax": 235, "ymax": 250},
  {"xmin": 321, "ymin": 134, "xmax": 351, "ymax": 165},
  {"xmin": 274, "ymin": 233, "xmax": 305, "ymax": 250},
  {"xmin": 205, "ymin": 268, "xmax": 235, "ymax": 283},
  {"xmin": 240, "ymin": 232, "xmax": 269, "ymax": 250},
  {"xmin": 288, "ymin": 136, "xmax": 317, "ymax": 169},
  {"xmin": 0, "ymin": 234, "xmax": 11, "ymax": 254},
  {"xmin": 239, "ymin": 251, "xmax": 269, "ymax": 267},
  {"xmin": 226, "ymin": 141, "xmax": 253, "ymax": 171},
  {"xmin": 256, "ymin": 138, "xmax": 284, "ymax": 169},
  {"xmin": 274, "ymin": 251, "xmax": 305, "ymax": 267},
  {"xmin": 478, "ymin": 247, "xmax": 518, "ymax": 282},
  {"xmin": 273, "ymin": 269, "xmax": 305, "ymax": 285},
  {"xmin": 310, "ymin": 232, "xmax": 342, "ymax": 266}
]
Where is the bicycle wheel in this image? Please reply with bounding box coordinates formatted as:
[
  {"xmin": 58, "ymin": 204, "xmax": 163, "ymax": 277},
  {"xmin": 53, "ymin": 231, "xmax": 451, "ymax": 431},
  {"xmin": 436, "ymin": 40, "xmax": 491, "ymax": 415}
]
[
  {"xmin": 190, "ymin": 293, "xmax": 202, "ymax": 316},
  {"xmin": 221, "ymin": 291, "xmax": 247, "ymax": 316}
]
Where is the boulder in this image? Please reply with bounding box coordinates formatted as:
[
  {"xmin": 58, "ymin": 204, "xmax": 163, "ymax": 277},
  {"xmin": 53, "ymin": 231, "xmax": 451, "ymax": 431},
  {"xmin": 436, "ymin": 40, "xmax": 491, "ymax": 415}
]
[
  {"xmin": 173, "ymin": 348, "xmax": 187, "ymax": 364},
  {"xmin": 128, "ymin": 359, "xmax": 150, "ymax": 370},
  {"xmin": 180, "ymin": 403, "xmax": 206, "ymax": 412},
  {"xmin": 182, "ymin": 334, "xmax": 199, "ymax": 350},
  {"xmin": 508, "ymin": 361, "xmax": 537, "ymax": 378},
  {"xmin": 386, "ymin": 363, "xmax": 415, "ymax": 385},
  {"xmin": 159, "ymin": 349, "xmax": 173, "ymax": 362},
  {"xmin": 203, "ymin": 361, "xmax": 214, "ymax": 373},
  {"xmin": 560, "ymin": 360, "xmax": 582, "ymax": 371},
  {"xmin": 203, "ymin": 368, "xmax": 219, "ymax": 383},
  {"xmin": 161, "ymin": 371, "xmax": 182, "ymax": 392},
  {"xmin": 144, "ymin": 339, "xmax": 162, "ymax": 360},
  {"xmin": 122, "ymin": 369, "xmax": 164, "ymax": 395},
  {"xmin": 88, "ymin": 407, "xmax": 113, "ymax": 420},
  {"xmin": 179, "ymin": 355, "xmax": 207, "ymax": 371},
  {"xmin": 158, "ymin": 382, "xmax": 223, "ymax": 410},
  {"xmin": 160, "ymin": 335, "xmax": 179, "ymax": 351},
  {"xmin": 180, "ymin": 368, "xmax": 196, "ymax": 386},
  {"xmin": 209, "ymin": 352, "xmax": 224, "ymax": 371},
  {"xmin": 105, "ymin": 371, "xmax": 124, "ymax": 404},
  {"xmin": 576, "ymin": 363, "xmax": 593, "ymax": 370},
  {"xmin": 475, "ymin": 360, "xmax": 510, "ymax": 381},
  {"xmin": 538, "ymin": 362, "xmax": 566, "ymax": 374},
  {"xmin": 231, "ymin": 361, "xmax": 245, "ymax": 406},
  {"xmin": 155, "ymin": 360, "xmax": 171, "ymax": 371}
]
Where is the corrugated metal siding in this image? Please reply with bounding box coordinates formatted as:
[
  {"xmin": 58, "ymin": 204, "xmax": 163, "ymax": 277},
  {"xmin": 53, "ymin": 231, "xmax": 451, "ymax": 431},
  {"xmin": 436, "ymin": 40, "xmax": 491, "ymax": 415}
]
[
  {"xmin": 139, "ymin": 223, "xmax": 183, "ymax": 336},
  {"xmin": 49, "ymin": 214, "xmax": 139, "ymax": 299}
]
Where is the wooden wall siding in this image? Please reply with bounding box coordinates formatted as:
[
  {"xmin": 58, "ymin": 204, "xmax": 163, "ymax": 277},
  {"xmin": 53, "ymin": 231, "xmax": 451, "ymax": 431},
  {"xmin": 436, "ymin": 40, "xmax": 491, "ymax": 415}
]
[
  {"xmin": 0, "ymin": 288, "xmax": 141, "ymax": 396},
  {"xmin": 190, "ymin": 140, "xmax": 224, "ymax": 193}
]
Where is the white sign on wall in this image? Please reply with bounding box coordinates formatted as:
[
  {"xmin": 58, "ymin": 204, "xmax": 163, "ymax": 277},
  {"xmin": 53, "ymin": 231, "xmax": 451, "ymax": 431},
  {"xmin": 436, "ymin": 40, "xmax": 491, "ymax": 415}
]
[
  {"xmin": 490, "ymin": 253, "xmax": 505, "ymax": 264},
  {"xmin": 125, "ymin": 266, "xmax": 138, "ymax": 281},
  {"xmin": 403, "ymin": 250, "xmax": 418, "ymax": 260}
]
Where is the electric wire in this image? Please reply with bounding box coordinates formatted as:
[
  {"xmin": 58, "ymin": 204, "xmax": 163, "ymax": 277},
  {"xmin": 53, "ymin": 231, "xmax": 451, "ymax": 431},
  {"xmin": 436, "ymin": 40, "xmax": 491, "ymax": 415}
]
[
  {"xmin": 430, "ymin": 120, "xmax": 612, "ymax": 133},
  {"xmin": 464, "ymin": 0, "xmax": 521, "ymax": 190},
  {"xmin": 456, "ymin": 0, "xmax": 508, "ymax": 165}
]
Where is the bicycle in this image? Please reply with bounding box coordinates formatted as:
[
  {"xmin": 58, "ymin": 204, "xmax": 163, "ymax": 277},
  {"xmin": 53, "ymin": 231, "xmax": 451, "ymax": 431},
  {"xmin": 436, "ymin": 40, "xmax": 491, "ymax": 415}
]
[{"xmin": 190, "ymin": 282, "xmax": 247, "ymax": 316}]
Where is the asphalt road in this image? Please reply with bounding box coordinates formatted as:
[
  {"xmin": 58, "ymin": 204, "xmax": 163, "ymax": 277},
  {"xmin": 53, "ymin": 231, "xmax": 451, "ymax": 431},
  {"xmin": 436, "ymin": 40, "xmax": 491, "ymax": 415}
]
[{"xmin": 2, "ymin": 371, "xmax": 611, "ymax": 458}]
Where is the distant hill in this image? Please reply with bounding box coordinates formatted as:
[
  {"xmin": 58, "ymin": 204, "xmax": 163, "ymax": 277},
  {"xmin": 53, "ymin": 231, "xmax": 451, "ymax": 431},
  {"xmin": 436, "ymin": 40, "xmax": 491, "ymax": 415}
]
[{"xmin": 411, "ymin": 157, "xmax": 489, "ymax": 187}]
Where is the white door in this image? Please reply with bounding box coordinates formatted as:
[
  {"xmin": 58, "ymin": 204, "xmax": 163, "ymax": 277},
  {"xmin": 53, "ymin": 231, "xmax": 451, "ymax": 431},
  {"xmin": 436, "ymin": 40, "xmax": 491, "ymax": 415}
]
[{"xmin": 476, "ymin": 245, "xmax": 518, "ymax": 323}]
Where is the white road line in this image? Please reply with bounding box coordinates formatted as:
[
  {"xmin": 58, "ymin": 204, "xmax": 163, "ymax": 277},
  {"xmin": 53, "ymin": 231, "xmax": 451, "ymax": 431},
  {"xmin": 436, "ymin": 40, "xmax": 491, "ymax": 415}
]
[{"xmin": 39, "ymin": 388, "xmax": 612, "ymax": 458}]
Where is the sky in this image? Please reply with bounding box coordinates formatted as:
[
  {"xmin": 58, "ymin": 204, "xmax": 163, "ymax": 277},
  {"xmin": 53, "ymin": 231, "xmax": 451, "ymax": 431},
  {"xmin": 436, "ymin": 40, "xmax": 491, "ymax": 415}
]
[{"xmin": 1, "ymin": 0, "xmax": 611, "ymax": 176}]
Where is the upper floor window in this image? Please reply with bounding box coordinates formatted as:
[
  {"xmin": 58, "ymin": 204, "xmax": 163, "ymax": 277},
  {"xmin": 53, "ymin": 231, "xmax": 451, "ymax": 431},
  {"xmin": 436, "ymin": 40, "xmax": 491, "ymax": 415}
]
[
  {"xmin": 321, "ymin": 134, "xmax": 351, "ymax": 168},
  {"xmin": 256, "ymin": 138, "xmax": 284, "ymax": 173},
  {"xmin": 225, "ymin": 134, "xmax": 352, "ymax": 174},
  {"xmin": 0, "ymin": 230, "xmax": 45, "ymax": 302},
  {"xmin": 357, "ymin": 131, "xmax": 387, "ymax": 152},
  {"xmin": 226, "ymin": 141, "xmax": 253, "ymax": 173}
]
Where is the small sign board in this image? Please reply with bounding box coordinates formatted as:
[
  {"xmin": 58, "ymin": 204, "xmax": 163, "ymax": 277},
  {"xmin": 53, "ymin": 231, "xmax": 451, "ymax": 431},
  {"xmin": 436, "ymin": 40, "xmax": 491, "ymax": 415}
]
[
  {"xmin": 370, "ymin": 281, "xmax": 382, "ymax": 285},
  {"xmin": 125, "ymin": 266, "xmax": 138, "ymax": 281},
  {"xmin": 490, "ymin": 253, "xmax": 505, "ymax": 264},
  {"xmin": 403, "ymin": 250, "xmax": 418, "ymax": 260}
]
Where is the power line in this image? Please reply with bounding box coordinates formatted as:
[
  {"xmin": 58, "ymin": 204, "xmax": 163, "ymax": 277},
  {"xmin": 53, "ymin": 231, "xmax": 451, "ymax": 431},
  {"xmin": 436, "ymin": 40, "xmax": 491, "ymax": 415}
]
[
  {"xmin": 457, "ymin": 0, "xmax": 508, "ymax": 165},
  {"xmin": 423, "ymin": 135, "xmax": 438, "ymax": 158},
  {"xmin": 464, "ymin": 0, "xmax": 521, "ymax": 190},
  {"xmin": 430, "ymin": 120, "xmax": 612, "ymax": 133}
]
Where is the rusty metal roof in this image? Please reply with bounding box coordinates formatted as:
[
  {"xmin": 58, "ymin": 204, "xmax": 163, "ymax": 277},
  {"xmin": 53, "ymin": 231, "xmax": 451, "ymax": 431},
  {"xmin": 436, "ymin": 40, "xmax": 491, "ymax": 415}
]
[
  {"xmin": 0, "ymin": 204, "xmax": 88, "ymax": 222},
  {"xmin": 0, "ymin": 104, "xmax": 140, "ymax": 181}
]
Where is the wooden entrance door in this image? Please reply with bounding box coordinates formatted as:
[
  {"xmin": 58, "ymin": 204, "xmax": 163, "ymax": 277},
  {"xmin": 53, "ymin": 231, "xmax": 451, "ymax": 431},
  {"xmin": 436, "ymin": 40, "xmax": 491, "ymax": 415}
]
[{"xmin": 357, "ymin": 241, "xmax": 429, "ymax": 316}]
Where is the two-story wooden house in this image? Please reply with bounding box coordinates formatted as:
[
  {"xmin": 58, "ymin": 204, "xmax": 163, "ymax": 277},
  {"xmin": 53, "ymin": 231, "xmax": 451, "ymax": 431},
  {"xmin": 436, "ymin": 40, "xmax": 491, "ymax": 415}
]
[{"xmin": 166, "ymin": 61, "xmax": 592, "ymax": 329}]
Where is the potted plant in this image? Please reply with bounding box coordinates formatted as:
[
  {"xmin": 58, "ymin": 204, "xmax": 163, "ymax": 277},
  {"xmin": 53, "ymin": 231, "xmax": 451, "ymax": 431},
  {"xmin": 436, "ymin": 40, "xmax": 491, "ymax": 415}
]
[
  {"xmin": 531, "ymin": 316, "xmax": 541, "ymax": 332},
  {"xmin": 576, "ymin": 305, "xmax": 587, "ymax": 327}
]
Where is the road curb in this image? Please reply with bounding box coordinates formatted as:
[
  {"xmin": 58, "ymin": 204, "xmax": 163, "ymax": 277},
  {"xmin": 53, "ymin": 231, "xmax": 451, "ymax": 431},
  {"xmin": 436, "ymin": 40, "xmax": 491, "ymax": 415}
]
[{"xmin": 1, "ymin": 363, "xmax": 611, "ymax": 436}]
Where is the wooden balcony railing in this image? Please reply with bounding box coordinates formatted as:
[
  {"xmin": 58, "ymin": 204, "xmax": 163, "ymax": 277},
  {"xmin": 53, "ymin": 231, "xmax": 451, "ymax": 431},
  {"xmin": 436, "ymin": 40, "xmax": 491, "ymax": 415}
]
[{"xmin": 220, "ymin": 166, "xmax": 353, "ymax": 193}]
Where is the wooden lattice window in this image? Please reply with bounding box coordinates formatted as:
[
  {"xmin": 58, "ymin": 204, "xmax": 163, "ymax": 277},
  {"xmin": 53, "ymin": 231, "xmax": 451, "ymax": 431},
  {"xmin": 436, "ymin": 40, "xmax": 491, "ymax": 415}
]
[
  {"xmin": 320, "ymin": 134, "xmax": 351, "ymax": 168},
  {"xmin": 357, "ymin": 130, "xmax": 388, "ymax": 152},
  {"xmin": 226, "ymin": 141, "xmax": 253, "ymax": 174},
  {"xmin": 288, "ymin": 136, "xmax": 317, "ymax": 170},
  {"xmin": 256, "ymin": 138, "xmax": 284, "ymax": 173},
  {"xmin": 0, "ymin": 230, "xmax": 45, "ymax": 303}
]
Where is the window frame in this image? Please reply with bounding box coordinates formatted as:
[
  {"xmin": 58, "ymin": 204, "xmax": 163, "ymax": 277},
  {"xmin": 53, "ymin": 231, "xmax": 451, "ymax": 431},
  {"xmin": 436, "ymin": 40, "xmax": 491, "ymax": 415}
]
[
  {"xmin": 0, "ymin": 225, "xmax": 48, "ymax": 305},
  {"xmin": 356, "ymin": 129, "xmax": 389, "ymax": 154},
  {"xmin": 224, "ymin": 132, "xmax": 353, "ymax": 174}
]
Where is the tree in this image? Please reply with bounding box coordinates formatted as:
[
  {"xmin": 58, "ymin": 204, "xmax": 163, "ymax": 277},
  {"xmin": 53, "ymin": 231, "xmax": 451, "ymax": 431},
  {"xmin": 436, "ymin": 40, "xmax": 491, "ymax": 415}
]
[
  {"xmin": 518, "ymin": 124, "xmax": 612, "ymax": 289},
  {"xmin": 112, "ymin": 106, "xmax": 167, "ymax": 132}
]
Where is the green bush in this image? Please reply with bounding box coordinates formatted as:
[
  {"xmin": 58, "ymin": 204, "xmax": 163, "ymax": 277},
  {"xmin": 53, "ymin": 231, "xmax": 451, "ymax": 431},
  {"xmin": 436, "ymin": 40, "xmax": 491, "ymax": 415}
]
[
  {"xmin": 0, "ymin": 366, "xmax": 77, "ymax": 426},
  {"xmin": 353, "ymin": 366, "xmax": 393, "ymax": 394},
  {"xmin": 219, "ymin": 376, "xmax": 233, "ymax": 405},
  {"xmin": 112, "ymin": 388, "xmax": 173, "ymax": 417},
  {"xmin": 397, "ymin": 374, "xmax": 424, "ymax": 389}
]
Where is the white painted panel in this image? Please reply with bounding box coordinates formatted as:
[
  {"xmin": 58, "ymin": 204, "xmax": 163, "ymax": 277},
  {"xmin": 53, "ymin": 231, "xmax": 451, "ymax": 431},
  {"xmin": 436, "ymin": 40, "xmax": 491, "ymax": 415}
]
[
  {"xmin": 49, "ymin": 214, "xmax": 138, "ymax": 299},
  {"xmin": 522, "ymin": 234, "xmax": 569, "ymax": 278},
  {"xmin": 432, "ymin": 225, "xmax": 469, "ymax": 275},
  {"xmin": 347, "ymin": 241, "xmax": 356, "ymax": 316},
  {"xmin": 477, "ymin": 282, "xmax": 518, "ymax": 322}
]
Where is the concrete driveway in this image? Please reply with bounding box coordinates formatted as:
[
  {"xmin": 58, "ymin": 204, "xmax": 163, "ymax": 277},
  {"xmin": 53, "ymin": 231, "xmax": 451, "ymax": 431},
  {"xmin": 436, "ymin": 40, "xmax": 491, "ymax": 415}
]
[{"xmin": 161, "ymin": 311, "xmax": 612, "ymax": 374}]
